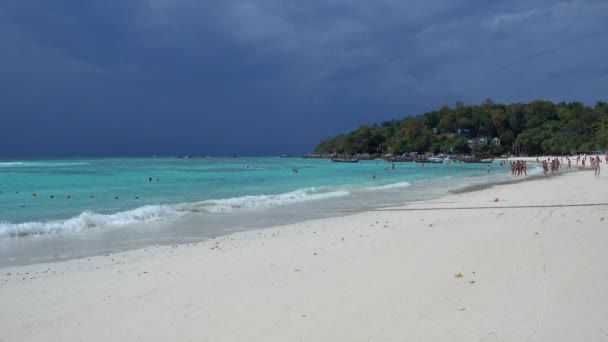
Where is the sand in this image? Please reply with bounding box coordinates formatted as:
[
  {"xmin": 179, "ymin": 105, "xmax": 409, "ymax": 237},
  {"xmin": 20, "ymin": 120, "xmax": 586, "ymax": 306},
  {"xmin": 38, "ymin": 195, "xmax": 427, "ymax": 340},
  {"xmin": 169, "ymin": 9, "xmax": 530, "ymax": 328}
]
[{"xmin": 1, "ymin": 166, "xmax": 607, "ymax": 341}]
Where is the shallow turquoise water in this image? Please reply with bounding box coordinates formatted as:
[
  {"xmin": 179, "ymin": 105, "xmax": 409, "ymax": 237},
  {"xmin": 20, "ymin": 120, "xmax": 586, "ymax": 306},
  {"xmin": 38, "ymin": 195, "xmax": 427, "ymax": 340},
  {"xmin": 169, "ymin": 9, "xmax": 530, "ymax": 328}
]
[
  {"xmin": 0, "ymin": 157, "xmax": 505, "ymax": 239},
  {"xmin": 0, "ymin": 156, "xmax": 531, "ymax": 266}
]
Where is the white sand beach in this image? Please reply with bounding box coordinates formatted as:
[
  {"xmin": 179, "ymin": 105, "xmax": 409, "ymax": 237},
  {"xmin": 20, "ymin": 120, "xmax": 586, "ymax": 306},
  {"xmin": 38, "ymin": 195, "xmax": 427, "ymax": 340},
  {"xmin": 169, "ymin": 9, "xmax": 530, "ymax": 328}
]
[{"xmin": 1, "ymin": 166, "xmax": 607, "ymax": 341}]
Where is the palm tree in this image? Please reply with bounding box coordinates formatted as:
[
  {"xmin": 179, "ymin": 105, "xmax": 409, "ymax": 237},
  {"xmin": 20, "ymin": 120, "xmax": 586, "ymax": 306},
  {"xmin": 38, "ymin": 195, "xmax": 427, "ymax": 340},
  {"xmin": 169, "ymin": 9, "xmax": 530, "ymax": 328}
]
[{"xmin": 596, "ymin": 113, "xmax": 608, "ymax": 149}]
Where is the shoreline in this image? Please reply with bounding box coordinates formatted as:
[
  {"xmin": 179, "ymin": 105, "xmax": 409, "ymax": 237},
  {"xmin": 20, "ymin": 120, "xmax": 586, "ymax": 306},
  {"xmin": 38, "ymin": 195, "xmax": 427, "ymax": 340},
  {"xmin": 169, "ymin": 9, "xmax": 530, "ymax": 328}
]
[
  {"xmin": 2, "ymin": 165, "xmax": 607, "ymax": 341},
  {"xmin": 0, "ymin": 164, "xmax": 519, "ymax": 268}
]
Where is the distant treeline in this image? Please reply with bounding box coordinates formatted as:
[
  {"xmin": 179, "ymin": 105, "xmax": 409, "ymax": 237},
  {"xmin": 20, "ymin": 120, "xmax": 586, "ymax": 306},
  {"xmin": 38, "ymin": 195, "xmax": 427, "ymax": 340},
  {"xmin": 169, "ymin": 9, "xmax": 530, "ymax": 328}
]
[{"xmin": 314, "ymin": 100, "xmax": 608, "ymax": 157}]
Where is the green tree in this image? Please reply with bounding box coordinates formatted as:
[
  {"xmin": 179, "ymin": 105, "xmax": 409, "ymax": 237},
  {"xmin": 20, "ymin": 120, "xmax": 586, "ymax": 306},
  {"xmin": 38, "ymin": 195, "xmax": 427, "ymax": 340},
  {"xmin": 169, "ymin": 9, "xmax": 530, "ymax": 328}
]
[
  {"xmin": 516, "ymin": 127, "xmax": 547, "ymax": 155},
  {"xmin": 313, "ymin": 99, "xmax": 606, "ymax": 157}
]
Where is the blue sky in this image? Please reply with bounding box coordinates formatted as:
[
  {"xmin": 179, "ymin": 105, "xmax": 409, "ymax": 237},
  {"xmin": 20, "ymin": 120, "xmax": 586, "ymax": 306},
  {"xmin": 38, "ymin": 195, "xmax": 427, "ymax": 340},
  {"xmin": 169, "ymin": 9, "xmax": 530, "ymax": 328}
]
[{"xmin": 1, "ymin": 0, "xmax": 607, "ymax": 157}]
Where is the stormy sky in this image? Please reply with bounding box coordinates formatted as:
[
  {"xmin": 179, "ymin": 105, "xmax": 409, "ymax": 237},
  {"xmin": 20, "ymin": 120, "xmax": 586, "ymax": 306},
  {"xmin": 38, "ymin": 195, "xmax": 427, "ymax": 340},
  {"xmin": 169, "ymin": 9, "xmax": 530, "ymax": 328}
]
[{"xmin": 1, "ymin": 0, "xmax": 607, "ymax": 157}]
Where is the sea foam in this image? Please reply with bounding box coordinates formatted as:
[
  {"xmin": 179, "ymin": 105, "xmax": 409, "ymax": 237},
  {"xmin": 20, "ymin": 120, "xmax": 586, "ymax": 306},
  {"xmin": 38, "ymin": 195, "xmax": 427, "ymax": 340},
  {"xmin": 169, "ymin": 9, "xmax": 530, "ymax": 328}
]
[
  {"xmin": 189, "ymin": 187, "xmax": 350, "ymax": 213},
  {"xmin": 367, "ymin": 181, "xmax": 412, "ymax": 190},
  {"xmin": 0, "ymin": 205, "xmax": 183, "ymax": 239},
  {"xmin": 0, "ymin": 162, "xmax": 25, "ymax": 167},
  {"xmin": 0, "ymin": 161, "xmax": 89, "ymax": 168},
  {"xmin": 0, "ymin": 188, "xmax": 350, "ymax": 239}
]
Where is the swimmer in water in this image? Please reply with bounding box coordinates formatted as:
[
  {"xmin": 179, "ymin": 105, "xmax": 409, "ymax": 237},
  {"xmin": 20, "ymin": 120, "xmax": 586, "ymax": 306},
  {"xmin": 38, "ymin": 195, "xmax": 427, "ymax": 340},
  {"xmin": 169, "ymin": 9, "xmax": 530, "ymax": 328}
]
[{"xmin": 149, "ymin": 177, "xmax": 152, "ymax": 182}]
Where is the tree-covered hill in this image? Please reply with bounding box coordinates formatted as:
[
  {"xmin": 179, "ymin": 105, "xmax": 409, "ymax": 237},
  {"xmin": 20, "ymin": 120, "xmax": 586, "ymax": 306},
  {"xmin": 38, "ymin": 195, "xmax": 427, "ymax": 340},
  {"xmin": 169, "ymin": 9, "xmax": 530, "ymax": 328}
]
[{"xmin": 314, "ymin": 100, "xmax": 608, "ymax": 157}]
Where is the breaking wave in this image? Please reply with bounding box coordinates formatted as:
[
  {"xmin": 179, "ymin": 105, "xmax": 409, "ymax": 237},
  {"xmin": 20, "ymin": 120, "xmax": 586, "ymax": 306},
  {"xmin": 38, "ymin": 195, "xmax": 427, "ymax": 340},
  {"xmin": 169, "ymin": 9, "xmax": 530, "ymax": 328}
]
[
  {"xmin": 188, "ymin": 187, "xmax": 350, "ymax": 213},
  {"xmin": 0, "ymin": 205, "xmax": 184, "ymax": 239},
  {"xmin": 0, "ymin": 161, "xmax": 89, "ymax": 168},
  {"xmin": 0, "ymin": 162, "xmax": 25, "ymax": 167},
  {"xmin": 0, "ymin": 187, "xmax": 351, "ymax": 238},
  {"xmin": 367, "ymin": 181, "xmax": 412, "ymax": 190}
]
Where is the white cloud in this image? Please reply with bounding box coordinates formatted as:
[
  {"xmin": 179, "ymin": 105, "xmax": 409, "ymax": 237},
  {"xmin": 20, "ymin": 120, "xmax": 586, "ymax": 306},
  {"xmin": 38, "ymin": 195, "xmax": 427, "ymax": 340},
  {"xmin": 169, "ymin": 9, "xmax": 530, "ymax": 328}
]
[{"xmin": 491, "ymin": 10, "xmax": 540, "ymax": 27}]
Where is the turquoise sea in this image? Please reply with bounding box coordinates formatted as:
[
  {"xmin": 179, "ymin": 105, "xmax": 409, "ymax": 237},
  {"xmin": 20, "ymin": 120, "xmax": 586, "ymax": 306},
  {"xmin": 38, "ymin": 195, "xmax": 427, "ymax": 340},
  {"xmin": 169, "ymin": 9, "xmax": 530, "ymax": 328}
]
[{"xmin": 0, "ymin": 157, "xmax": 531, "ymax": 266}]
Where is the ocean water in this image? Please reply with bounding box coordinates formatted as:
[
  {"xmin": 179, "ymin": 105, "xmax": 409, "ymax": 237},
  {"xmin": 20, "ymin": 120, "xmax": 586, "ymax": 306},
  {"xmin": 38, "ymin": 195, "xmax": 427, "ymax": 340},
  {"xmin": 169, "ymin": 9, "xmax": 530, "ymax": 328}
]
[{"xmin": 0, "ymin": 157, "xmax": 524, "ymax": 266}]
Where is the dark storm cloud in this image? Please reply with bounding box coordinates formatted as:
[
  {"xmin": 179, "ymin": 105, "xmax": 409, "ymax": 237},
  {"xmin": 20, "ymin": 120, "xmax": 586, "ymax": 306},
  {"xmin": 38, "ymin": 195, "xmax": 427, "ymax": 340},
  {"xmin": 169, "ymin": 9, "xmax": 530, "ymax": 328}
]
[{"xmin": 1, "ymin": 0, "xmax": 606, "ymax": 156}]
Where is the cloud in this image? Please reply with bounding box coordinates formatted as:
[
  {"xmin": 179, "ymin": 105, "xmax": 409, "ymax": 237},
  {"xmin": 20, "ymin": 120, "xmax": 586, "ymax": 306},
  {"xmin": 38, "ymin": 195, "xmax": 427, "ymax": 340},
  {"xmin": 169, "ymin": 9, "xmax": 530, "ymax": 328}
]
[
  {"xmin": 484, "ymin": 10, "xmax": 541, "ymax": 29},
  {"xmin": 0, "ymin": 0, "xmax": 607, "ymax": 156}
]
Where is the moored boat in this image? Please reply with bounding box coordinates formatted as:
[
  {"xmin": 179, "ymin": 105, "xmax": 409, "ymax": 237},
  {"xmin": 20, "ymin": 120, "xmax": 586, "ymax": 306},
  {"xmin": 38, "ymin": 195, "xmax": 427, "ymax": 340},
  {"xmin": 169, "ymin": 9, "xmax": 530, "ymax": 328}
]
[
  {"xmin": 415, "ymin": 157, "xmax": 444, "ymax": 163},
  {"xmin": 426, "ymin": 157, "xmax": 444, "ymax": 163},
  {"xmin": 463, "ymin": 158, "xmax": 494, "ymax": 163},
  {"xmin": 386, "ymin": 156, "xmax": 413, "ymax": 162},
  {"xmin": 329, "ymin": 158, "xmax": 359, "ymax": 163}
]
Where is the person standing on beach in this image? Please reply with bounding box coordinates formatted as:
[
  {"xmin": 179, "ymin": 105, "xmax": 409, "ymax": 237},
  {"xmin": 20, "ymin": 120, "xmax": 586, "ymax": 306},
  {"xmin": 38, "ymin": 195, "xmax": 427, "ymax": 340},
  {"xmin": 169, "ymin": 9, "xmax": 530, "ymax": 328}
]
[
  {"xmin": 567, "ymin": 158, "xmax": 572, "ymax": 172},
  {"xmin": 517, "ymin": 160, "xmax": 523, "ymax": 176},
  {"xmin": 594, "ymin": 156, "xmax": 601, "ymax": 178},
  {"xmin": 542, "ymin": 160, "xmax": 548, "ymax": 176},
  {"xmin": 582, "ymin": 157, "xmax": 586, "ymax": 169},
  {"xmin": 523, "ymin": 161, "xmax": 527, "ymax": 176}
]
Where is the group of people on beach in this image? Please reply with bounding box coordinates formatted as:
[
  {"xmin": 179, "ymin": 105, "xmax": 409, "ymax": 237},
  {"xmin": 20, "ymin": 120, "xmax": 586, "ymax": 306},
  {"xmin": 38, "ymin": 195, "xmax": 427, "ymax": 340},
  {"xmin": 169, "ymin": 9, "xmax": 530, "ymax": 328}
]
[
  {"xmin": 509, "ymin": 160, "xmax": 527, "ymax": 176},
  {"xmin": 541, "ymin": 158, "xmax": 561, "ymax": 176},
  {"xmin": 533, "ymin": 154, "xmax": 605, "ymax": 177},
  {"xmin": 571, "ymin": 154, "xmax": 603, "ymax": 177}
]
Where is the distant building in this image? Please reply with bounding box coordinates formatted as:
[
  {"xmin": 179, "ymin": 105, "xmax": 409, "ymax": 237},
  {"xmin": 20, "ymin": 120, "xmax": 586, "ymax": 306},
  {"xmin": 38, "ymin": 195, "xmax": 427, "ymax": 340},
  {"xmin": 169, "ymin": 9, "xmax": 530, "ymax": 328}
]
[
  {"xmin": 457, "ymin": 128, "xmax": 471, "ymax": 135},
  {"xmin": 492, "ymin": 137, "xmax": 501, "ymax": 146},
  {"xmin": 467, "ymin": 137, "xmax": 491, "ymax": 148}
]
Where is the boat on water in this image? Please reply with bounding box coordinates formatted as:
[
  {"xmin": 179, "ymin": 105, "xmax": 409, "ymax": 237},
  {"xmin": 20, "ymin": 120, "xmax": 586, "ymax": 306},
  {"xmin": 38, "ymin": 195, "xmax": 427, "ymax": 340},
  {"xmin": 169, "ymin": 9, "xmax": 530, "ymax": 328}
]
[
  {"xmin": 415, "ymin": 157, "xmax": 444, "ymax": 163},
  {"xmin": 426, "ymin": 157, "xmax": 444, "ymax": 163},
  {"xmin": 386, "ymin": 156, "xmax": 413, "ymax": 162},
  {"xmin": 329, "ymin": 158, "xmax": 359, "ymax": 163},
  {"xmin": 463, "ymin": 158, "xmax": 494, "ymax": 163}
]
